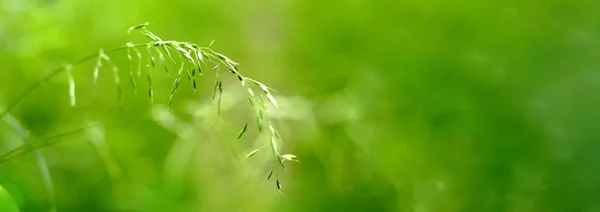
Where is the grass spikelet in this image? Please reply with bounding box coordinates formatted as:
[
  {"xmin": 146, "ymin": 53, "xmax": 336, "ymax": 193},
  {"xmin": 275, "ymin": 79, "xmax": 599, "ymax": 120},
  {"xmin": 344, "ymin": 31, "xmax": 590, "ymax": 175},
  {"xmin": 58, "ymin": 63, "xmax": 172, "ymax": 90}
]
[
  {"xmin": 247, "ymin": 88, "xmax": 255, "ymax": 98},
  {"xmin": 275, "ymin": 177, "xmax": 287, "ymax": 198},
  {"xmin": 168, "ymin": 62, "xmax": 184, "ymax": 107},
  {"xmin": 271, "ymin": 137, "xmax": 285, "ymax": 169},
  {"xmin": 154, "ymin": 47, "xmax": 165, "ymax": 65},
  {"xmin": 217, "ymin": 79, "xmax": 223, "ymax": 115},
  {"xmin": 237, "ymin": 122, "xmax": 248, "ymax": 140},
  {"xmin": 126, "ymin": 44, "xmax": 137, "ymax": 92},
  {"xmin": 248, "ymin": 79, "xmax": 278, "ymax": 108},
  {"xmin": 93, "ymin": 49, "xmax": 104, "ymax": 83},
  {"xmin": 265, "ymin": 93, "xmax": 278, "ymax": 108},
  {"xmin": 176, "ymin": 44, "xmax": 195, "ymax": 63},
  {"xmin": 150, "ymin": 54, "xmax": 156, "ymax": 68},
  {"xmin": 147, "ymin": 67, "xmax": 153, "ymax": 103},
  {"xmin": 240, "ymin": 80, "xmax": 257, "ymax": 104},
  {"xmin": 195, "ymin": 49, "xmax": 204, "ymax": 74},
  {"xmin": 144, "ymin": 46, "xmax": 155, "ymax": 103},
  {"xmin": 241, "ymin": 149, "xmax": 260, "ymax": 161},
  {"xmin": 128, "ymin": 22, "xmax": 149, "ymax": 33},
  {"xmin": 267, "ymin": 168, "xmax": 274, "ymax": 180},
  {"xmin": 258, "ymin": 109, "xmax": 264, "ymax": 120},
  {"xmin": 141, "ymin": 28, "xmax": 162, "ymax": 42},
  {"xmin": 100, "ymin": 53, "xmax": 122, "ymax": 102},
  {"xmin": 216, "ymin": 52, "xmax": 239, "ymax": 67},
  {"xmin": 113, "ymin": 66, "xmax": 122, "ymax": 102},
  {"xmin": 268, "ymin": 124, "xmax": 285, "ymax": 169},
  {"xmin": 65, "ymin": 64, "xmax": 76, "ymax": 107},
  {"xmin": 146, "ymin": 47, "xmax": 156, "ymax": 68},
  {"xmin": 274, "ymin": 130, "xmax": 281, "ymax": 139},
  {"xmin": 186, "ymin": 68, "xmax": 192, "ymax": 82},
  {"xmin": 163, "ymin": 44, "xmax": 175, "ymax": 64},
  {"xmin": 152, "ymin": 47, "xmax": 168, "ymax": 76},
  {"xmin": 281, "ymin": 154, "xmax": 299, "ymax": 162},
  {"xmin": 192, "ymin": 78, "xmax": 197, "ymax": 91},
  {"xmin": 191, "ymin": 68, "xmax": 197, "ymax": 91},
  {"xmin": 133, "ymin": 46, "xmax": 143, "ymax": 77},
  {"xmin": 196, "ymin": 49, "xmax": 203, "ymax": 61},
  {"xmin": 269, "ymin": 136, "xmax": 279, "ymax": 157},
  {"xmin": 256, "ymin": 116, "xmax": 263, "ymax": 132},
  {"xmin": 276, "ymin": 178, "xmax": 282, "ymax": 190},
  {"xmin": 248, "ymin": 96, "xmax": 255, "ymax": 106},
  {"xmin": 212, "ymin": 77, "xmax": 221, "ymax": 100}
]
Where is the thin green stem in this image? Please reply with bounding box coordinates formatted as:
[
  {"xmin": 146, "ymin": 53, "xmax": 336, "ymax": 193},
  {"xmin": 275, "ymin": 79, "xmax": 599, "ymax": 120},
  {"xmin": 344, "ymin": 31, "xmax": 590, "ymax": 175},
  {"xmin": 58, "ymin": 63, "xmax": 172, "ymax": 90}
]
[{"xmin": 0, "ymin": 122, "xmax": 103, "ymax": 164}]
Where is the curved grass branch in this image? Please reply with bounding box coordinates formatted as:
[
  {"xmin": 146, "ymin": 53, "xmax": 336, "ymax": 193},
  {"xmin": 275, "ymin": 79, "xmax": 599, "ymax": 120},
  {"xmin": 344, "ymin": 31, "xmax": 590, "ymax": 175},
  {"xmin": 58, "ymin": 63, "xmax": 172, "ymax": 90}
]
[{"xmin": 0, "ymin": 44, "xmax": 147, "ymax": 119}]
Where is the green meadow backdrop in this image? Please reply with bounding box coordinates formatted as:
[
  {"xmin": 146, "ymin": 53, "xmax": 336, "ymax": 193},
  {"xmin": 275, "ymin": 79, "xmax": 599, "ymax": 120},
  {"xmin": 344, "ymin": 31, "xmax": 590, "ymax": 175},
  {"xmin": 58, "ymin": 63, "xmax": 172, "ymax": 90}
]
[{"xmin": 1, "ymin": 0, "xmax": 600, "ymax": 211}]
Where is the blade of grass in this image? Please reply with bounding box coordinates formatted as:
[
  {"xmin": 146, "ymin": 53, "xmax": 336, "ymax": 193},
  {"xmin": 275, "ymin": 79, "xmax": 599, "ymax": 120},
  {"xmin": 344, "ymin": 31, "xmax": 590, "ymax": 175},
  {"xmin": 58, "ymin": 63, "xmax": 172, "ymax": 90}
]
[
  {"xmin": 85, "ymin": 124, "xmax": 120, "ymax": 181},
  {"xmin": 2, "ymin": 112, "xmax": 55, "ymax": 212}
]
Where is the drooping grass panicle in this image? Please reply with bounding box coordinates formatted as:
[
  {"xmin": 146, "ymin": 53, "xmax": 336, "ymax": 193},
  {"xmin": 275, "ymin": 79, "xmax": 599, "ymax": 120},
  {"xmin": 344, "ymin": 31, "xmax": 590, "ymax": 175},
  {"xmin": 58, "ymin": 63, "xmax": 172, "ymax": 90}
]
[{"xmin": 1, "ymin": 23, "xmax": 296, "ymax": 195}]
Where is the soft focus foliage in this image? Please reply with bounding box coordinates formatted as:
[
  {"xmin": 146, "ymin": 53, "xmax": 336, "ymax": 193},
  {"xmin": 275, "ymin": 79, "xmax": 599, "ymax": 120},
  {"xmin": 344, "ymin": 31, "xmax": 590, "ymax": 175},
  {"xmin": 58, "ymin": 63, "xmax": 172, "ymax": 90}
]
[
  {"xmin": 0, "ymin": 184, "xmax": 20, "ymax": 212},
  {"xmin": 1, "ymin": 0, "xmax": 600, "ymax": 211}
]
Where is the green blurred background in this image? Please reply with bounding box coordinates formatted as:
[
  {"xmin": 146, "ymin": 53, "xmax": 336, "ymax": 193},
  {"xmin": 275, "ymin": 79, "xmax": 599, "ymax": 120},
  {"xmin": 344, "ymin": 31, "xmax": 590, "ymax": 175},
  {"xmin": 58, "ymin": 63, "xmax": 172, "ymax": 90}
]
[{"xmin": 1, "ymin": 0, "xmax": 600, "ymax": 211}]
